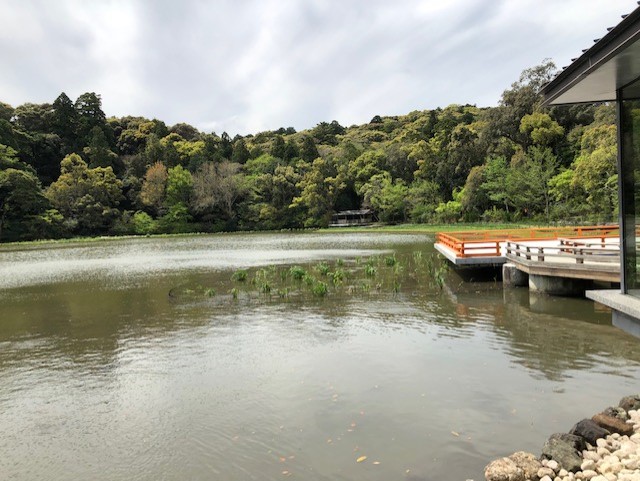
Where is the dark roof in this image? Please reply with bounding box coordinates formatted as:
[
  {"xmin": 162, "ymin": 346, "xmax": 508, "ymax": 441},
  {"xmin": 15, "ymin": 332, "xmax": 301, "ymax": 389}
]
[{"xmin": 542, "ymin": 4, "xmax": 640, "ymax": 105}]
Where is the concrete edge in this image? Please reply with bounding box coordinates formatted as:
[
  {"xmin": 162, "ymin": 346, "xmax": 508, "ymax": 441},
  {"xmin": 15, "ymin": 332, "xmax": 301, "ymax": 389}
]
[
  {"xmin": 434, "ymin": 243, "xmax": 505, "ymax": 266},
  {"xmin": 586, "ymin": 289, "xmax": 640, "ymax": 318}
]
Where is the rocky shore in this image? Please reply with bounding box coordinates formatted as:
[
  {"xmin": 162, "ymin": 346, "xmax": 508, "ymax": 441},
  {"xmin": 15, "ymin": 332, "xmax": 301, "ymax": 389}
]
[{"xmin": 485, "ymin": 395, "xmax": 640, "ymax": 481}]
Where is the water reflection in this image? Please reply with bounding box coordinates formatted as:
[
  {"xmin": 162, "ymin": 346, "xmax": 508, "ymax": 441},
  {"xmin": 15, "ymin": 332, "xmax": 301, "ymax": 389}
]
[{"xmin": 0, "ymin": 232, "xmax": 639, "ymax": 481}]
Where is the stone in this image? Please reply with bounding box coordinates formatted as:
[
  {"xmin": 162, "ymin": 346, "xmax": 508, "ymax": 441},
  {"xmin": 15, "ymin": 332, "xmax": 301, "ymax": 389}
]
[
  {"xmin": 596, "ymin": 447, "xmax": 611, "ymax": 457},
  {"xmin": 570, "ymin": 419, "xmax": 611, "ymax": 446},
  {"xmin": 593, "ymin": 413, "xmax": 635, "ymax": 436},
  {"xmin": 542, "ymin": 436, "xmax": 583, "ymax": 473},
  {"xmin": 619, "ymin": 395, "xmax": 640, "ymax": 412},
  {"xmin": 538, "ymin": 467, "xmax": 555, "ymax": 478},
  {"xmin": 591, "ymin": 413, "xmax": 633, "ymax": 440},
  {"xmin": 582, "ymin": 451, "xmax": 601, "ymax": 462},
  {"xmin": 547, "ymin": 460, "xmax": 560, "ymax": 472},
  {"xmin": 581, "ymin": 459, "xmax": 596, "ymax": 471},
  {"xmin": 559, "ymin": 469, "xmax": 569, "ymax": 477},
  {"xmin": 596, "ymin": 439, "xmax": 608, "ymax": 449},
  {"xmin": 540, "ymin": 476, "xmax": 552, "ymax": 481},
  {"xmin": 508, "ymin": 451, "xmax": 541, "ymax": 480},
  {"xmin": 590, "ymin": 476, "xmax": 608, "ymax": 481},
  {"xmin": 581, "ymin": 470, "xmax": 597, "ymax": 480},
  {"xmin": 549, "ymin": 433, "xmax": 588, "ymax": 453},
  {"xmin": 484, "ymin": 457, "xmax": 525, "ymax": 481},
  {"xmin": 602, "ymin": 406, "xmax": 629, "ymax": 421}
]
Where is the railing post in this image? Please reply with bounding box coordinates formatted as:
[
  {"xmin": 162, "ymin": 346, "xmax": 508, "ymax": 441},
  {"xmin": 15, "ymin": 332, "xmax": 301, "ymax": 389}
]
[
  {"xmin": 577, "ymin": 248, "xmax": 584, "ymax": 264},
  {"xmin": 538, "ymin": 247, "xmax": 544, "ymax": 262},
  {"xmin": 526, "ymin": 246, "xmax": 531, "ymax": 260}
]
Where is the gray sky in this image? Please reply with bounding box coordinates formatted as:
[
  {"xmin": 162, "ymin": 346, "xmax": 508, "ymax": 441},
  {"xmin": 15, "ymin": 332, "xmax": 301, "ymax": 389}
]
[{"xmin": 0, "ymin": 0, "xmax": 634, "ymax": 135}]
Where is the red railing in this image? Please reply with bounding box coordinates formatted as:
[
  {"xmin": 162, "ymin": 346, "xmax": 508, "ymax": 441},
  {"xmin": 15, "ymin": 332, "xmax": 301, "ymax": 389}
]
[{"xmin": 436, "ymin": 225, "xmax": 620, "ymax": 258}]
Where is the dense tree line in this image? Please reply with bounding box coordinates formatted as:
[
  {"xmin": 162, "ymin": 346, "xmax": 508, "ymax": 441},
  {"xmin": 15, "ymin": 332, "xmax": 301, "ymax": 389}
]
[{"xmin": 0, "ymin": 61, "xmax": 618, "ymax": 242}]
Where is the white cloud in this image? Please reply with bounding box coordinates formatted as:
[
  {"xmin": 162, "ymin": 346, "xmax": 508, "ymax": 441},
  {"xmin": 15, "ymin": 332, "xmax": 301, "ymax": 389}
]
[{"xmin": 0, "ymin": 0, "xmax": 635, "ymax": 135}]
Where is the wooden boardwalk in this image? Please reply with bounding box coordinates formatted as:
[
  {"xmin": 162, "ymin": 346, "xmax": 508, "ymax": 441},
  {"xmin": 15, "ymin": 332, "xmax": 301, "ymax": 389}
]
[{"xmin": 435, "ymin": 226, "xmax": 621, "ymax": 283}]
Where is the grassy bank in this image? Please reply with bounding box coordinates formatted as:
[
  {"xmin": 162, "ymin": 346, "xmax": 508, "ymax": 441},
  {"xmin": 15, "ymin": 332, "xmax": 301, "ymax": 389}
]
[
  {"xmin": 0, "ymin": 222, "xmax": 541, "ymax": 249},
  {"xmin": 316, "ymin": 222, "xmax": 536, "ymax": 235}
]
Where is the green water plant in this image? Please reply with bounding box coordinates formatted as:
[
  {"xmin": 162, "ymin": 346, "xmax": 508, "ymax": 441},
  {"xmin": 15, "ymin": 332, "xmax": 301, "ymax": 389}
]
[
  {"xmin": 311, "ymin": 280, "xmax": 328, "ymax": 297},
  {"xmin": 365, "ymin": 265, "xmax": 377, "ymax": 277},
  {"xmin": 290, "ymin": 265, "xmax": 307, "ymax": 280},
  {"xmin": 316, "ymin": 261, "xmax": 330, "ymax": 276},
  {"xmin": 231, "ymin": 269, "xmax": 248, "ymax": 282}
]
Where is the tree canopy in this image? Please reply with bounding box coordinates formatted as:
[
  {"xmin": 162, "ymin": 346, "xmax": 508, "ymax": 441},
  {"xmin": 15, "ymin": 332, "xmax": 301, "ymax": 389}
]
[{"xmin": 0, "ymin": 64, "xmax": 623, "ymax": 241}]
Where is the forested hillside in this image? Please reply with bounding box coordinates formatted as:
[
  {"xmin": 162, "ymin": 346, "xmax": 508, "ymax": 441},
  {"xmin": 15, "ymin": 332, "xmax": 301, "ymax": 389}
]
[{"xmin": 0, "ymin": 60, "xmax": 617, "ymax": 242}]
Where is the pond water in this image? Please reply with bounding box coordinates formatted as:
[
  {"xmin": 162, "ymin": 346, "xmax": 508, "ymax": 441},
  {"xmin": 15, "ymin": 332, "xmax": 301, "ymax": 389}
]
[{"xmin": 1, "ymin": 232, "xmax": 639, "ymax": 481}]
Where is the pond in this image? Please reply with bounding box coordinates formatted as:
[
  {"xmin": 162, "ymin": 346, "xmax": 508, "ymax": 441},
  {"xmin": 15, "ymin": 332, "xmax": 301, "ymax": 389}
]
[{"xmin": 1, "ymin": 232, "xmax": 639, "ymax": 481}]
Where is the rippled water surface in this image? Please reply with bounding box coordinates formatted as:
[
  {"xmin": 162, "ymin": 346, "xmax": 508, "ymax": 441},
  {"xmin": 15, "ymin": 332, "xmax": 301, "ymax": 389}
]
[{"xmin": 1, "ymin": 232, "xmax": 639, "ymax": 481}]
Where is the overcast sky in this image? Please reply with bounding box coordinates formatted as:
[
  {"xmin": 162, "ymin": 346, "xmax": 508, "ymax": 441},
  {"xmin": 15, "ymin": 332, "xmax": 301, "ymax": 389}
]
[{"xmin": 0, "ymin": 0, "xmax": 635, "ymax": 135}]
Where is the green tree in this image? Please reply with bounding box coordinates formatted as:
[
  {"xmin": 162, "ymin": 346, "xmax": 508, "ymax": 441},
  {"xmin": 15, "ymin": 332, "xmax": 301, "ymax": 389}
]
[
  {"xmin": 84, "ymin": 126, "xmax": 120, "ymax": 171},
  {"xmin": 519, "ymin": 112, "xmax": 564, "ymax": 146},
  {"xmin": 299, "ymin": 135, "xmax": 319, "ymax": 162},
  {"xmin": 291, "ymin": 157, "xmax": 343, "ymax": 227},
  {"xmin": 51, "ymin": 92, "xmax": 78, "ymax": 150},
  {"xmin": 231, "ymin": 138, "xmax": 251, "ymax": 164},
  {"xmin": 166, "ymin": 165, "xmax": 193, "ymax": 207},
  {"xmin": 75, "ymin": 92, "xmax": 107, "ymax": 143},
  {"xmin": 46, "ymin": 153, "xmax": 123, "ymax": 234}
]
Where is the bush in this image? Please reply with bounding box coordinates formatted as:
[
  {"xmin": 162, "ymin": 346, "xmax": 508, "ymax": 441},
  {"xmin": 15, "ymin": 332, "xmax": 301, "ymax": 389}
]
[{"xmin": 132, "ymin": 211, "xmax": 157, "ymax": 235}]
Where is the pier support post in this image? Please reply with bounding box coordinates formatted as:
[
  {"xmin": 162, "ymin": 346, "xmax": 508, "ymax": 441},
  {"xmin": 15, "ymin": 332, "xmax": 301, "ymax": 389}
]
[
  {"xmin": 528, "ymin": 274, "xmax": 590, "ymax": 297},
  {"xmin": 502, "ymin": 263, "xmax": 528, "ymax": 287}
]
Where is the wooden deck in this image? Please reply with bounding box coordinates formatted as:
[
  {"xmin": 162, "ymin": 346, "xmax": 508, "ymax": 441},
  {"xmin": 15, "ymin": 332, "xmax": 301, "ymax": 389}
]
[{"xmin": 435, "ymin": 225, "xmax": 621, "ymax": 283}]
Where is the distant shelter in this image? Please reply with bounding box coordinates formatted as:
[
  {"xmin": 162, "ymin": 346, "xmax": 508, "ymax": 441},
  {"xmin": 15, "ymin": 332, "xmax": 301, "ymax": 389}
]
[{"xmin": 330, "ymin": 209, "xmax": 377, "ymax": 227}]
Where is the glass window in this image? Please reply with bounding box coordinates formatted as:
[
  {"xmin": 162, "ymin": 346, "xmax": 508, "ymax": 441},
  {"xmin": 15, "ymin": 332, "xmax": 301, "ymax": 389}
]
[{"xmin": 620, "ymin": 78, "xmax": 640, "ymax": 296}]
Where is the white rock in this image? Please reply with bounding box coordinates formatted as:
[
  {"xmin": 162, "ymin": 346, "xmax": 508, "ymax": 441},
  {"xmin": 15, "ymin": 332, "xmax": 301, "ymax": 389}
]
[
  {"xmin": 548, "ymin": 460, "xmax": 560, "ymax": 472},
  {"xmin": 582, "ymin": 460, "xmax": 596, "ymax": 471},
  {"xmin": 538, "ymin": 467, "xmax": 555, "ymax": 479},
  {"xmin": 603, "ymin": 455, "xmax": 620, "ymax": 464},
  {"xmin": 622, "ymin": 457, "xmax": 638, "ymax": 470},
  {"xmin": 612, "ymin": 433, "xmax": 621, "ymax": 440},
  {"xmin": 582, "ymin": 470, "xmax": 598, "ymax": 480},
  {"xmin": 597, "ymin": 447, "xmax": 611, "ymax": 457},
  {"xmin": 542, "ymin": 459, "xmax": 549, "ymax": 467},
  {"xmin": 574, "ymin": 473, "xmax": 584, "ymax": 480},
  {"xmin": 583, "ymin": 451, "xmax": 601, "ymax": 462},
  {"xmin": 604, "ymin": 474, "xmax": 617, "ymax": 481},
  {"xmin": 590, "ymin": 475, "xmax": 608, "ymax": 481},
  {"xmin": 630, "ymin": 433, "xmax": 640, "ymax": 443},
  {"xmin": 555, "ymin": 477, "xmax": 562, "ymax": 481},
  {"xmin": 559, "ymin": 469, "xmax": 569, "ymax": 477},
  {"xmin": 599, "ymin": 461, "xmax": 612, "ymax": 473},
  {"xmin": 597, "ymin": 439, "xmax": 609, "ymax": 448},
  {"xmin": 540, "ymin": 476, "xmax": 553, "ymax": 481}
]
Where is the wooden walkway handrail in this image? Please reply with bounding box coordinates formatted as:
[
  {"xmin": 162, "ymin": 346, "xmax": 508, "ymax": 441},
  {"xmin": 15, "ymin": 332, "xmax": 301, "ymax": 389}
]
[
  {"xmin": 436, "ymin": 225, "xmax": 620, "ymax": 259},
  {"xmin": 504, "ymin": 240, "xmax": 619, "ymax": 265}
]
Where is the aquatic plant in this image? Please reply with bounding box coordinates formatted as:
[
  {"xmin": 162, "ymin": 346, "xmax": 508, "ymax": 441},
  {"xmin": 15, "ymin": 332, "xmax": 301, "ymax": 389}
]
[
  {"xmin": 277, "ymin": 288, "xmax": 289, "ymax": 299},
  {"xmin": 311, "ymin": 280, "xmax": 328, "ymax": 297},
  {"xmin": 289, "ymin": 265, "xmax": 307, "ymax": 280},
  {"xmin": 364, "ymin": 265, "xmax": 376, "ymax": 277},
  {"xmin": 331, "ymin": 268, "xmax": 346, "ymax": 286},
  {"xmin": 315, "ymin": 262, "xmax": 330, "ymax": 276},
  {"xmin": 231, "ymin": 287, "xmax": 239, "ymax": 300},
  {"xmin": 231, "ymin": 269, "xmax": 248, "ymax": 282},
  {"xmin": 204, "ymin": 288, "xmax": 216, "ymax": 297},
  {"xmin": 384, "ymin": 254, "xmax": 397, "ymax": 267},
  {"xmin": 336, "ymin": 258, "xmax": 344, "ymax": 267}
]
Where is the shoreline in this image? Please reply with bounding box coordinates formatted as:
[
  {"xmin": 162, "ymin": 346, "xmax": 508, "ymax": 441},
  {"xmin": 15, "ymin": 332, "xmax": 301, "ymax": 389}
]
[{"xmin": 485, "ymin": 395, "xmax": 640, "ymax": 481}]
